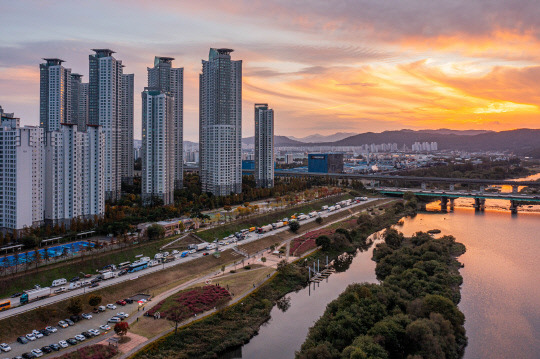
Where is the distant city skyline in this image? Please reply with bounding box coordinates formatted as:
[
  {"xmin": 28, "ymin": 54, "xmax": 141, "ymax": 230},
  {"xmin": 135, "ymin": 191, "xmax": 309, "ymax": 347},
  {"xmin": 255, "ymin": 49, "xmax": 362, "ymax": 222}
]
[{"xmin": 2, "ymin": 1, "xmax": 540, "ymax": 141}]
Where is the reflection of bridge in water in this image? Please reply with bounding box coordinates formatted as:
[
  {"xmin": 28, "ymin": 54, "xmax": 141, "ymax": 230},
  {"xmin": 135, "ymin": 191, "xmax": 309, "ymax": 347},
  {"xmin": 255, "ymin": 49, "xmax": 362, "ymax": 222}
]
[{"xmin": 376, "ymin": 188, "xmax": 540, "ymax": 214}]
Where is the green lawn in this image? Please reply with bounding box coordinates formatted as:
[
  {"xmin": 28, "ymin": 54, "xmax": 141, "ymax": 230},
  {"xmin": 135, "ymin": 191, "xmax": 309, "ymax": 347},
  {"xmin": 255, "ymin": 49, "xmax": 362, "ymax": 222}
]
[
  {"xmin": 0, "ymin": 236, "xmax": 176, "ymax": 298},
  {"xmin": 196, "ymin": 194, "xmax": 352, "ymax": 242}
]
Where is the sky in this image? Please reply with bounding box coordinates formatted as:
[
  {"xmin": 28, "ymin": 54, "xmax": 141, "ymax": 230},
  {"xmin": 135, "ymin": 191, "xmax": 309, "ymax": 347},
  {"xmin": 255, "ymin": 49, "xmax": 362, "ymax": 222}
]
[{"xmin": 1, "ymin": 0, "xmax": 540, "ymax": 141}]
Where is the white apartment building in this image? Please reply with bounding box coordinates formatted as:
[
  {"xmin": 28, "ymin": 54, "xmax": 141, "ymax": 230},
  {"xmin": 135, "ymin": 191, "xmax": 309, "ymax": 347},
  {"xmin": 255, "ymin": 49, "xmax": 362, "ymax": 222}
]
[
  {"xmin": 147, "ymin": 57, "xmax": 183, "ymax": 189},
  {"xmin": 141, "ymin": 89, "xmax": 175, "ymax": 205},
  {"xmin": 254, "ymin": 103, "xmax": 274, "ymax": 188},
  {"xmin": 0, "ymin": 108, "xmax": 44, "ymax": 231},
  {"xmin": 44, "ymin": 124, "xmax": 105, "ymax": 225},
  {"xmin": 199, "ymin": 48, "xmax": 242, "ymax": 196},
  {"xmin": 89, "ymin": 49, "xmax": 124, "ymax": 201},
  {"xmin": 40, "ymin": 58, "xmax": 71, "ymax": 132},
  {"xmin": 121, "ymin": 73, "xmax": 134, "ymax": 183}
]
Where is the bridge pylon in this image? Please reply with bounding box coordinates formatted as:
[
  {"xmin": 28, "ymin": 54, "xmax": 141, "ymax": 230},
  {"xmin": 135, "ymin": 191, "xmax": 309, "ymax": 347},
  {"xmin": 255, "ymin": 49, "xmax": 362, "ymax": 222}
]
[
  {"xmin": 474, "ymin": 198, "xmax": 485, "ymax": 211},
  {"xmin": 440, "ymin": 196, "xmax": 448, "ymax": 212}
]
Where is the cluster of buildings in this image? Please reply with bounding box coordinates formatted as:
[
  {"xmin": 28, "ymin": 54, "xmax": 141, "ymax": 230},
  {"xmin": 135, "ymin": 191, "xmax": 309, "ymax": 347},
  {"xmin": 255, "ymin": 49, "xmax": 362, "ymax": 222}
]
[
  {"xmin": 0, "ymin": 48, "xmax": 276, "ymax": 233},
  {"xmin": 411, "ymin": 141, "xmax": 438, "ymax": 152}
]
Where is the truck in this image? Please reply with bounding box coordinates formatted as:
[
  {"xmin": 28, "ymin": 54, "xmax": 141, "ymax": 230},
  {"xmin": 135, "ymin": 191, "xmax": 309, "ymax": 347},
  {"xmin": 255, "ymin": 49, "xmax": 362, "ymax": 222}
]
[
  {"xmin": 148, "ymin": 259, "xmax": 159, "ymax": 267},
  {"xmin": 180, "ymin": 251, "xmax": 189, "ymax": 258},
  {"xmin": 308, "ymin": 211, "xmax": 318, "ymax": 218},
  {"xmin": 68, "ymin": 282, "xmax": 81, "ymax": 290},
  {"xmin": 272, "ymin": 222, "xmax": 285, "ymax": 229},
  {"xmin": 20, "ymin": 287, "xmax": 52, "ymax": 304},
  {"xmin": 297, "ymin": 214, "xmax": 309, "ymax": 221},
  {"xmin": 162, "ymin": 255, "xmax": 175, "ymax": 263},
  {"xmin": 206, "ymin": 243, "xmax": 217, "ymax": 250},
  {"xmin": 257, "ymin": 224, "xmax": 273, "ymax": 233},
  {"xmin": 102, "ymin": 271, "xmax": 116, "ymax": 280},
  {"xmin": 51, "ymin": 278, "xmax": 67, "ymax": 287},
  {"xmin": 188, "ymin": 243, "xmax": 208, "ymax": 251},
  {"xmin": 322, "ymin": 205, "xmax": 329, "ymax": 210}
]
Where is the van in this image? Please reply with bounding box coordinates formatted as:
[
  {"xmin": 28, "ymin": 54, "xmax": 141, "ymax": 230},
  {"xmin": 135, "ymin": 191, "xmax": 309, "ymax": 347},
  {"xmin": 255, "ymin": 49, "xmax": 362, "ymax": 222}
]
[
  {"xmin": 68, "ymin": 282, "xmax": 81, "ymax": 290},
  {"xmin": 51, "ymin": 278, "xmax": 67, "ymax": 287},
  {"xmin": 98, "ymin": 306, "xmax": 106, "ymax": 312},
  {"xmin": 54, "ymin": 287, "xmax": 66, "ymax": 294},
  {"xmin": 322, "ymin": 205, "xmax": 329, "ymax": 210}
]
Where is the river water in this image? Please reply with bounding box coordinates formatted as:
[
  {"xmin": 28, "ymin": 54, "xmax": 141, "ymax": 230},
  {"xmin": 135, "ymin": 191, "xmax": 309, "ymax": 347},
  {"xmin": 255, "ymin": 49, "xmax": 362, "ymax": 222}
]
[{"xmin": 222, "ymin": 174, "xmax": 540, "ymax": 359}]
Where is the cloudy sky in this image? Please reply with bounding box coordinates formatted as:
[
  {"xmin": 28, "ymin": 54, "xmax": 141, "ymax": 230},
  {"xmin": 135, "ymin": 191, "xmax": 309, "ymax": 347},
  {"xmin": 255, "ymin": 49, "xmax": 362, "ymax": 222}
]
[{"xmin": 2, "ymin": 0, "xmax": 540, "ymax": 140}]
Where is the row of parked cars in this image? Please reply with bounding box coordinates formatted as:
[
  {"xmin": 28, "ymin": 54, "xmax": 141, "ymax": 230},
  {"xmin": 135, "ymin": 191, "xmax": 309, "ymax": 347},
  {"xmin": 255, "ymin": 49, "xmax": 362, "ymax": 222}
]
[{"xmin": 4, "ymin": 300, "xmax": 134, "ymax": 358}]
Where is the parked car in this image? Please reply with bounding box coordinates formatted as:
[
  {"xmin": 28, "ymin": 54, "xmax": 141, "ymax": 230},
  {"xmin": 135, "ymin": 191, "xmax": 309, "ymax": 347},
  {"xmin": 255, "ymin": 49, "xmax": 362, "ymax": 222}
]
[
  {"xmin": 99, "ymin": 324, "xmax": 111, "ymax": 331},
  {"xmin": 58, "ymin": 321, "xmax": 68, "ymax": 328},
  {"xmin": 203, "ymin": 252, "xmax": 209, "ymax": 256},
  {"xmin": 64, "ymin": 319, "xmax": 75, "ymax": 326},
  {"xmin": 0, "ymin": 343, "xmax": 11, "ymax": 352},
  {"xmin": 81, "ymin": 313, "xmax": 93, "ymax": 320},
  {"xmin": 66, "ymin": 338, "xmax": 78, "ymax": 346},
  {"xmin": 17, "ymin": 336, "xmax": 29, "ymax": 344},
  {"xmin": 90, "ymin": 283, "xmax": 100, "ymax": 288},
  {"xmin": 74, "ymin": 334, "xmax": 85, "ymax": 342},
  {"xmin": 88, "ymin": 329, "xmax": 100, "ymax": 336},
  {"xmin": 107, "ymin": 317, "xmax": 121, "ymax": 323},
  {"xmin": 38, "ymin": 329, "xmax": 50, "ymax": 336},
  {"xmin": 45, "ymin": 326, "xmax": 57, "ymax": 333},
  {"xmin": 98, "ymin": 305, "xmax": 106, "ymax": 312},
  {"xmin": 49, "ymin": 343, "xmax": 61, "ymax": 351},
  {"xmin": 81, "ymin": 331, "xmax": 93, "ymax": 339},
  {"xmin": 116, "ymin": 300, "xmax": 126, "ymax": 306},
  {"xmin": 58, "ymin": 340, "xmax": 69, "ymax": 348},
  {"xmin": 25, "ymin": 333, "xmax": 36, "ymax": 341},
  {"xmin": 116, "ymin": 312, "xmax": 129, "ymax": 318},
  {"xmin": 118, "ymin": 269, "xmax": 128, "ymax": 276},
  {"xmin": 22, "ymin": 353, "xmax": 35, "ymax": 359},
  {"xmin": 70, "ymin": 315, "xmax": 81, "ymax": 323},
  {"xmin": 11, "ymin": 292, "xmax": 22, "ymax": 298},
  {"xmin": 83, "ymin": 274, "xmax": 92, "ymax": 278},
  {"xmin": 124, "ymin": 298, "xmax": 134, "ymax": 304},
  {"xmin": 30, "ymin": 349, "xmax": 43, "ymax": 357},
  {"xmin": 31, "ymin": 330, "xmax": 43, "ymax": 339},
  {"xmin": 69, "ymin": 277, "xmax": 80, "ymax": 283},
  {"xmin": 40, "ymin": 346, "xmax": 52, "ymax": 354},
  {"xmin": 106, "ymin": 304, "xmax": 117, "ymax": 310}
]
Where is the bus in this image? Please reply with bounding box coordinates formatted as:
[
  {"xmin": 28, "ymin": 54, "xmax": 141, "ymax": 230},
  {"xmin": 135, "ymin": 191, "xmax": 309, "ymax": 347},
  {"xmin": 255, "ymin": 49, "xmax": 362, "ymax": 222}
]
[
  {"xmin": 127, "ymin": 261, "xmax": 148, "ymax": 273},
  {"xmin": 0, "ymin": 300, "xmax": 10, "ymax": 312},
  {"xmin": 118, "ymin": 262, "xmax": 131, "ymax": 270}
]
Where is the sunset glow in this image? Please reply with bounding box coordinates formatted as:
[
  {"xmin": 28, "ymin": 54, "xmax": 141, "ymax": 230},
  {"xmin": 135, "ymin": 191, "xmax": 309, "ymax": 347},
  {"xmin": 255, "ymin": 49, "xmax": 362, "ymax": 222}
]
[{"xmin": 1, "ymin": 0, "xmax": 539, "ymax": 140}]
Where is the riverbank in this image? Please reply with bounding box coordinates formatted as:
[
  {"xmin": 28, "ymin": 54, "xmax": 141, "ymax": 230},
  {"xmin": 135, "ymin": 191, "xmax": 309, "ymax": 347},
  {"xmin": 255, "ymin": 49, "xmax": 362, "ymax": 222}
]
[
  {"xmin": 131, "ymin": 201, "xmax": 412, "ymax": 358},
  {"xmin": 298, "ymin": 230, "xmax": 467, "ymax": 359}
]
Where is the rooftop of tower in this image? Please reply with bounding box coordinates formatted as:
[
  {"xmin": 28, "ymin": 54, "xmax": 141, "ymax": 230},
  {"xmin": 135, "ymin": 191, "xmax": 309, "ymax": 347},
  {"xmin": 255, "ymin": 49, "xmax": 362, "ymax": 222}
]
[
  {"xmin": 42, "ymin": 58, "xmax": 65, "ymax": 66},
  {"xmin": 91, "ymin": 49, "xmax": 115, "ymax": 57},
  {"xmin": 155, "ymin": 56, "xmax": 175, "ymax": 66}
]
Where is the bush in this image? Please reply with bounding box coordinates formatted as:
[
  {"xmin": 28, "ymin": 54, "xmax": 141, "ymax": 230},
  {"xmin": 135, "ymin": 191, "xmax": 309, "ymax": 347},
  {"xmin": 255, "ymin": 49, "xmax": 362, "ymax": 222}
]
[{"xmin": 289, "ymin": 221, "xmax": 300, "ymax": 233}]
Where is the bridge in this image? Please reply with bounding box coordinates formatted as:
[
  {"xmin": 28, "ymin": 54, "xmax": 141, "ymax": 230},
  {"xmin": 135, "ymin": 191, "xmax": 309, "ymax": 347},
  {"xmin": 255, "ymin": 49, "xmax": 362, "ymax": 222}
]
[{"xmin": 376, "ymin": 187, "xmax": 540, "ymax": 214}]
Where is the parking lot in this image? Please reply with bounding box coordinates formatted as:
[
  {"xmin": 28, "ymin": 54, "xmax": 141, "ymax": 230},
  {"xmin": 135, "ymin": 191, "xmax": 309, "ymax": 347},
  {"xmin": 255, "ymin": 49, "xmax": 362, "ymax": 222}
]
[{"xmin": 3, "ymin": 301, "xmax": 140, "ymax": 358}]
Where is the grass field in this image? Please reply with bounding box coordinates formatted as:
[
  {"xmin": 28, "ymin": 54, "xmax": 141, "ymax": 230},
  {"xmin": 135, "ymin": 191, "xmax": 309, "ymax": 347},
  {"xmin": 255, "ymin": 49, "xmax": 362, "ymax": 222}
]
[
  {"xmin": 196, "ymin": 194, "xmax": 352, "ymax": 242},
  {"xmin": 0, "ymin": 237, "xmax": 180, "ymax": 298}
]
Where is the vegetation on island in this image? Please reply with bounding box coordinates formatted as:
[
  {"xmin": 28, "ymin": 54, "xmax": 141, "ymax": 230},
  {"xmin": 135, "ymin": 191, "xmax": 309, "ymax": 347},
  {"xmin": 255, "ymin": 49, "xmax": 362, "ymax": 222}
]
[{"xmin": 297, "ymin": 230, "xmax": 467, "ymax": 359}]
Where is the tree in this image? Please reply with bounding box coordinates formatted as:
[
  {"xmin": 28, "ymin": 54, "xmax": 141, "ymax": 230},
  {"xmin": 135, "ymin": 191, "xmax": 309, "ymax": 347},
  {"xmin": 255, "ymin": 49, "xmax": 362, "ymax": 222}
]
[
  {"xmin": 21, "ymin": 235, "xmax": 39, "ymax": 249},
  {"xmin": 114, "ymin": 321, "xmax": 130, "ymax": 337},
  {"xmin": 316, "ymin": 235, "xmax": 332, "ymax": 251},
  {"xmin": 67, "ymin": 298, "xmax": 83, "ymax": 316},
  {"xmin": 289, "ymin": 221, "xmax": 300, "ymax": 233},
  {"xmin": 88, "ymin": 295, "xmax": 102, "ymax": 308},
  {"xmin": 261, "ymin": 257, "xmax": 267, "ymax": 263},
  {"xmin": 146, "ymin": 224, "xmax": 165, "ymax": 240},
  {"xmin": 315, "ymin": 216, "xmax": 323, "ymax": 225}
]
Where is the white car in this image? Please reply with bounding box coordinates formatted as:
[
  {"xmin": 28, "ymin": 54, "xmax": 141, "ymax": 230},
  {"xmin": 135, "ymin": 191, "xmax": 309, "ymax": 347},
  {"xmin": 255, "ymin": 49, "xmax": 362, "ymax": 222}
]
[
  {"xmin": 0, "ymin": 343, "xmax": 11, "ymax": 352},
  {"xmin": 74, "ymin": 334, "xmax": 86, "ymax": 342},
  {"xmin": 25, "ymin": 333, "xmax": 36, "ymax": 341},
  {"xmin": 45, "ymin": 326, "xmax": 58, "ymax": 333},
  {"xmin": 99, "ymin": 324, "xmax": 111, "ymax": 331},
  {"xmin": 58, "ymin": 340, "xmax": 69, "ymax": 348},
  {"xmin": 106, "ymin": 304, "xmax": 117, "ymax": 310},
  {"xmin": 31, "ymin": 349, "xmax": 43, "ymax": 357},
  {"xmin": 88, "ymin": 329, "xmax": 100, "ymax": 336},
  {"xmin": 32, "ymin": 330, "xmax": 44, "ymax": 339},
  {"xmin": 81, "ymin": 313, "xmax": 93, "ymax": 320},
  {"xmin": 58, "ymin": 320, "xmax": 68, "ymax": 328},
  {"xmin": 108, "ymin": 317, "xmax": 121, "ymax": 323},
  {"xmin": 116, "ymin": 312, "xmax": 129, "ymax": 318}
]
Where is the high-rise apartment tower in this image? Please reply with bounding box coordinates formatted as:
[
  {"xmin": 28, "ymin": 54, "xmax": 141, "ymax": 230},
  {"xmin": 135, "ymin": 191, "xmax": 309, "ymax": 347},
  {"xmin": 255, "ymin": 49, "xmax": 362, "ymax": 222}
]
[{"xmin": 254, "ymin": 103, "xmax": 274, "ymax": 188}]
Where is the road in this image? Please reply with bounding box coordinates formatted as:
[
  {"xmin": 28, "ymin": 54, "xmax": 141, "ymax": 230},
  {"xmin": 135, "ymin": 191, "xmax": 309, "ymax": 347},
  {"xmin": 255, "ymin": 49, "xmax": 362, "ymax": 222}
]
[{"xmin": 0, "ymin": 198, "xmax": 380, "ymax": 322}]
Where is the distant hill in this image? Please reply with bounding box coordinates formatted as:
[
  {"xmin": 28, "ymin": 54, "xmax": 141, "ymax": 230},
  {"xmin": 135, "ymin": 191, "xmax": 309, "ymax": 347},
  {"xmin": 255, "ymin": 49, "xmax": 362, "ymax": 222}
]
[
  {"xmin": 289, "ymin": 132, "xmax": 358, "ymax": 143},
  {"xmin": 242, "ymin": 135, "xmax": 304, "ymax": 146},
  {"xmin": 310, "ymin": 128, "xmax": 540, "ymax": 154}
]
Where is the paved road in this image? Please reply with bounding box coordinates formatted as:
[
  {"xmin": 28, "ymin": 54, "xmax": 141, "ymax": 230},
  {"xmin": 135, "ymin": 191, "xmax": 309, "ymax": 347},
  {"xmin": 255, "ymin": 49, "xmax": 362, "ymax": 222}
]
[{"xmin": 0, "ymin": 198, "xmax": 381, "ymax": 323}]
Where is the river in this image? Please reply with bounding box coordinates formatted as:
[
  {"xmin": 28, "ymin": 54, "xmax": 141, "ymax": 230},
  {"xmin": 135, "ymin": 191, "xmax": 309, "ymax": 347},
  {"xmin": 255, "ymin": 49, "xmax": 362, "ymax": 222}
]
[{"xmin": 221, "ymin": 174, "xmax": 540, "ymax": 359}]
